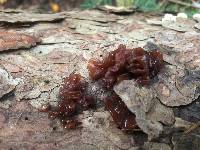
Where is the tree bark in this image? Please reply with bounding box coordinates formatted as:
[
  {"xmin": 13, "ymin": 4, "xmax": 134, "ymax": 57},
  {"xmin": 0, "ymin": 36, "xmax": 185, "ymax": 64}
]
[{"xmin": 0, "ymin": 9, "xmax": 199, "ymax": 150}]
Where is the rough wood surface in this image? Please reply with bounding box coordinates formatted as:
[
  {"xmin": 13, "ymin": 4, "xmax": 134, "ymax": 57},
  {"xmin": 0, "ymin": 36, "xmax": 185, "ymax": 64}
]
[{"xmin": 0, "ymin": 10, "xmax": 199, "ymax": 150}]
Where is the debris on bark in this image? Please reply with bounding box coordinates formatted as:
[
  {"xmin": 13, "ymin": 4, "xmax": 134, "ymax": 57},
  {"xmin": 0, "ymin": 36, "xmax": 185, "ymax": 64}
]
[
  {"xmin": 154, "ymin": 65, "xmax": 200, "ymax": 106},
  {"xmin": 97, "ymin": 5, "xmax": 136, "ymax": 14},
  {"xmin": 172, "ymin": 132, "xmax": 200, "ymax": 150},
  {"xmin": 162, "ymin": 17, "xmax": 195, "ymax": 32},
  {"xmin": 147, "ymin": 14, "xmax": 197, "ymax": 32},
  {"xmin": 0, "ymin": 11, "xmax": 67, "ymax": 23},
  {"xmin": 154, "ymin": 31, "xmax": 200, "ymax": 106},
  {"xmin": 193, "ymin": 14, "xmax": 200, "ymax": 22},
  {"xmin": 144, "ymin": 142, "xmax": 171, "ymax": 150},
  {"xmin": 195, "ymin": 23, "xmax": 200, "ymax": 30},
  {"xmin": 0, "ymin": 68, "xmax": 20, "ymax": 99},
  {"xmin": 174, "ymin": 117, "xmax": 194, "ymax": 129},
  {"xmin": 0, "ymin": 30, "xmax": 40, "ymax": 52},
  {"xmin": 114, "ymin": 80, "xmax": 175, "ymax": 139},
  {"xmin": 174, "ymin": 97, "xmax": 200, "ymax": 123}
]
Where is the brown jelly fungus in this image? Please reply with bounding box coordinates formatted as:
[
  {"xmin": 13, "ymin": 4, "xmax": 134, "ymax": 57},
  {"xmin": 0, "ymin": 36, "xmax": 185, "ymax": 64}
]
[
  {"xmin": 104, "ymin": 93, "xmax": 138, "ymax": 130},
  {"xmin": 87, "ymin": 44, "xmax": 163, "ymax": 88},
  {"xmin": 44, "ymin": 44, "xmax": 163, "ymax": 131},
  {"xmin": 46, "ymin": 74, "xmax": 95, "ymax": 129},
  {"xmin": 87, "ymin": 44, "xmax": 163, "ymax": 131}
]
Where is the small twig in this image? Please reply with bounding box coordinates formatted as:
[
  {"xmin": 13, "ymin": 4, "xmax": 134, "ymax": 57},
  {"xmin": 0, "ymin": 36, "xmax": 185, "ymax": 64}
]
[
  {"xmin": 173, "ymin": 121, "xmax": 200, "ymax": 148},
  {"xmin": 184, "ymin": 121, "xmax": 200, "ymax": 134},
  {"xmin": 167, "ymin": 0, "xmax": 200, "ymax": 9}
]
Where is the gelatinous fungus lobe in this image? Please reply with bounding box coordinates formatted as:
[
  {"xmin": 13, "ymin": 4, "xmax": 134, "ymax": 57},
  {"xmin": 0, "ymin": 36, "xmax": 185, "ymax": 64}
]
[
  {"xmin": 87, "ymin": 44, "xmax": 163, "ymax": 87},
  {"xmin": 44, "ymin": 44, "xmax": 163, "ymax": 131},
  {"xmin": 88, "ymin": 44, "xmax": 131, "ymax": 88},
  {"xmin": 104, "ymin": 93, "xmax": 138, "ymax": 131},
  {"xmin": 126, "ymin": 47, "xmax": 163, "ymax": 85},
  {"xmin": 48, "ymin": 74, "xmax": 95, "ymax": 129},
  {"xmin": 87, "ymin": 44, "xmax": 163, "ymax": 131}
]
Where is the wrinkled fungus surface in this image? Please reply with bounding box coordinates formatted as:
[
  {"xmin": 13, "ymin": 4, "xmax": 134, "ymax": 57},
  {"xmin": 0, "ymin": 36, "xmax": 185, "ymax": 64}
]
[
  {"xmin": 104, "ymin": 93, "xmax": 138, "ymax": 130},
  {"xmin": 47, "ymin": 74, "xmax": 96, "ymax": 129},
  {"xmin": 44, "ymin": 45, "xmax": 163, "ymax": 131},
  {"xmin": 87, "ymin": 44, "xmax": 163, "ymax": 88},
  {"xmin": 87, "ymin": 44, "xmax": 163, "ymax": 131}
]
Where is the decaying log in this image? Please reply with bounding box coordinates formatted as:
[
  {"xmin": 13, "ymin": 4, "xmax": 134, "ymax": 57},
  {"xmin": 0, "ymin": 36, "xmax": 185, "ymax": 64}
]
[{"xmin": 0, "ymin": 9, "xmax": 199, "ymax": 149}]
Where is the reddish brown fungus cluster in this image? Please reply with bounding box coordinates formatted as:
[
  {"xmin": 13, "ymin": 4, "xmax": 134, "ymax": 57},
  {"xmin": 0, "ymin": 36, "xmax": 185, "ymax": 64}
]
[
  {"xmin": 104, "ymin": 94, "xmax": 138, "ymax": 130},
  {"xmin": 87, "ymin": 44, "xmax": 163, "ymax": 88},
  {"xmin": 47, "ymin": 74, "xmax": 95, "ymax": 129},
  {"xmin": 45, "ymin": 45, "xmax": 163, "ymax": 131},
  {"xmin": 86, "ymin": 45, "xmax": 163, "ymax": 131}
]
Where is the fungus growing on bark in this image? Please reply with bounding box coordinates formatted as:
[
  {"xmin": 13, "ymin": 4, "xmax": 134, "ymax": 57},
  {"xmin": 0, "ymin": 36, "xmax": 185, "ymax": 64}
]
[
  {"xmin": 87, "ymin": 44, "xmax": 163, "ymax": 131},
  {"xmin": 47, "ymin": 74, "xmax": 96, "ymax": 129},
  {"xmin": 104, "ymin": 93, "xmax": 139, "ymax": 130},
  {"xmin": 87, "ymin": 44, "xmax": 163, "ymax": 88},
  {"xmin": 44, "ymin": 44, "xmax": 163, "ymax": 131}
]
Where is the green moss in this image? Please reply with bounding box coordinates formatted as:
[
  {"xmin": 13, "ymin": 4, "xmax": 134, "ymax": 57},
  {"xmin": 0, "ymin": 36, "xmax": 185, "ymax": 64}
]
[
  {"xmin": 134, "ymin": 0, "xmax": 158, "ymax": 11},
  {"xmin": 80, "ymin": 0, "xmax": 112, "ymax": 9},
  {"xmin": 80, "ymin": 0, "xmax": 200, "ymax": 17},
  {"xmin": 116, "ymin": 0, "xmax": 134, "ymax": 7}
]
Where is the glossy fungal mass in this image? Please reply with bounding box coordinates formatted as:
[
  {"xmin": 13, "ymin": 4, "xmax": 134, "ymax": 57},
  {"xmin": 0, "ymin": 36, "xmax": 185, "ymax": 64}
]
[
  {"xmin": 45, "ymin": 44, "xmax": 163, "ymax": 131},
  {"xmin": 87, "ymin": 44, "xmax": 163, "ymax": 88},
  {"xmin": 48, "ymin": 74, "xmax": 95, "ymax": 129},
  {"xmin": 87, "ymin": 44, "xmax": 163, "ymax": 131}
]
